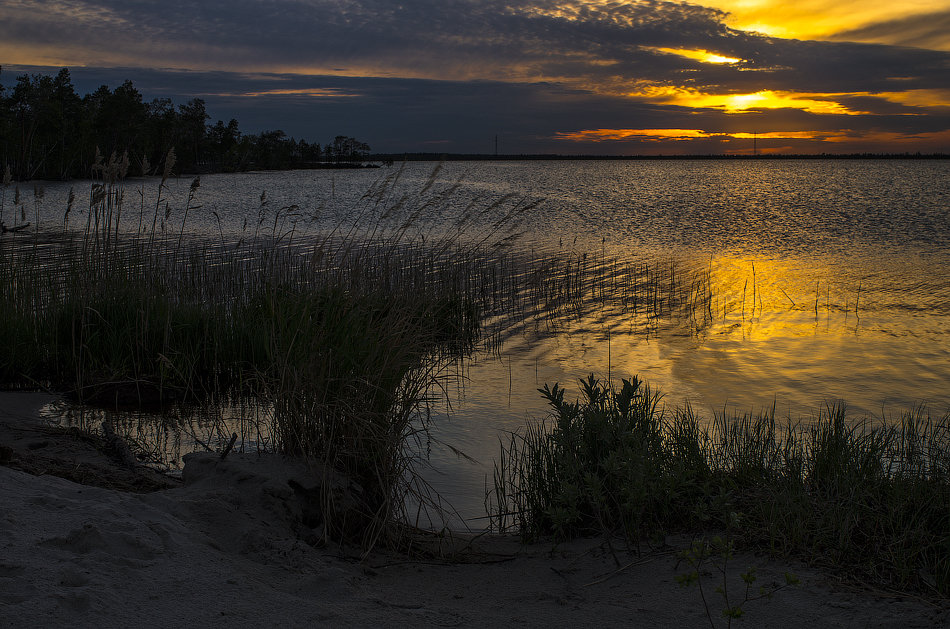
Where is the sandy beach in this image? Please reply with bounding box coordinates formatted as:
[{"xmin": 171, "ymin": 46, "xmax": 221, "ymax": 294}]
[{"xmin": 1, "ymin": 391, "xmax": 947, "ymax": 628}]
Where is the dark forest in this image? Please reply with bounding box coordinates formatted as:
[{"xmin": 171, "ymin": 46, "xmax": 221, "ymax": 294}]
[{"xmin": 0, "ymin": 67, "xmax": 371, "ymax": 181}]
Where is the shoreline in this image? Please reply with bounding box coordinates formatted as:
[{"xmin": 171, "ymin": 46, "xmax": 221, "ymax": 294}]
[{"xmin": 1, "ymin": 391, "xmax": 948, "ymax": 627}]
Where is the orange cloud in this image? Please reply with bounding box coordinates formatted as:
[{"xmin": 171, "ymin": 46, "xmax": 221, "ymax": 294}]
[
  {"xmin": 875, "ymin": 89, "xmax": 950, "ymax": 109},
  {"xmin": 627, "ymin": 86, "xmax": 869, "ymax": 115},
  {"xmin": 210, "ymin": 87, "xmax": 361, "ymax": 98},
  {"xmin": 555, "ymin": 129, "xmax": 705, "ymax": 141}
]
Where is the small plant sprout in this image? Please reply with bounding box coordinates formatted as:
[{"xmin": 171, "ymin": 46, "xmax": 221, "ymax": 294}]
[{"xmin": 676, "ymin": 533, "xmax": 800, "ymax": 628}]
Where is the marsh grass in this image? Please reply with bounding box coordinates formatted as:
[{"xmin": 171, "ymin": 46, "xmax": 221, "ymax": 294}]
[
  {"xmin": 1, "ymin": 154, "xmax": 722, "ymax": 550},
  {"xmin": 0, "ymin": 156, "xmax": 524, "ymax": 550},
  {"xmin": 489, "ymin": 375, "xmax": 950, "ymax": 594}
]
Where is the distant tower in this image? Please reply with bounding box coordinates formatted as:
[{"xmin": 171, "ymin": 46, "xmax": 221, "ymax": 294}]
[
  {"xmin": 495, "ymin": 134, "xmax": 498, "ymax": 157},
  {"xmin": 753, "ymin": 132, "xmax": 757, "ymax": 157}
]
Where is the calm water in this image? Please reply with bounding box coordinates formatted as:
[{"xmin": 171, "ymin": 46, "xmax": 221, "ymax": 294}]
[{"xmin": 18, "ymin": 159, "xmax": 950, "ymax": 524}]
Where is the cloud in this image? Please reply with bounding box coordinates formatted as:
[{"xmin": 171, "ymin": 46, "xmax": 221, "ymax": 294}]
[
  {"xmin": 831, "ymin": 10, "xmax": 950, "ymax": 51},
  {"xmin": 0, "ymin": 0, "xmax": 736, "ymax": 78},
  {"xmin": 3, "ymin": 1, "xmax": 948, "ymax": 98},
  {"xmin": 3, "ymin": 1, "xmax": 949, "ymax": 153},
  {"xmin": 211, "ymin": 87, "xmax": 361, "ymax": 99},
  {"xmin": 697, "ymin": 0, "xmax": 950, "ymax": 49}
]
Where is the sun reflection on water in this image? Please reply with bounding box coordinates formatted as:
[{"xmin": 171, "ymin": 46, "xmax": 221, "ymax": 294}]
[{"xmin": 422, "ymin": 246, "xmax": 950, "ymax": 522}]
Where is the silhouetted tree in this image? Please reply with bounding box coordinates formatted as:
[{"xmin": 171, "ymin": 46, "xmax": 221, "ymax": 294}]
[
  {"xmin": 8, "ymin": 72, "xmax": 60, "ymax": 179},
  {"xmin": 330, "ymin": 135, "xmax": 371, "ymax": 162},
  {"xmin": 142, "ymin": 98, "xmax": 177, "ymax": 174},
  {"xmin": 207, "ymin": 118, "xmax": 242, "ymax": 171},
  {"xmin": 0, "ymin": 68, "xmax": 374, "ymax": 180},
  {"xmin": 177, "ymin": 98, "xmax": 208, "ymax": 172}
]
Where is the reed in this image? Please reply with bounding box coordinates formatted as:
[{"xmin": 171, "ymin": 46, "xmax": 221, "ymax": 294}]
[
  {"xmin": 0, "ymin": 159, "xmax": 506, "ymax": 550},
  {"xmin": 1, "ymin": 157, "xmax": 720, "ymax": 549},
  {"xmin": 489, "ymin": 376, "xmax": 950, "ymax": 595}
]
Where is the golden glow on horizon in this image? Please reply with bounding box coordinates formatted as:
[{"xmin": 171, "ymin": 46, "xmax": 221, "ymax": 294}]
[
  {"xmin": 554, "ymin": 128, "xmax": 824, "ymax": 142},
  {"xmin": 646, "ymin": 47, "xmax": 742, "ymax": 64},
  {"xmin": 554, "ymin": 127, "xmax": 950, "ymax": 147},
  {"xmin": 692, "ymin": 0, "xmax": 950, "ymax": 49}
]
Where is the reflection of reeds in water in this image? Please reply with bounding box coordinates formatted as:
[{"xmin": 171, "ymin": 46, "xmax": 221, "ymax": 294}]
[
  {"xmin": 470, "ymin": 247, "xmax": 716, "ymax": 357},
  {"xmin": 47, "ymin": 395, "xmax": 278, "ymax": 476}
]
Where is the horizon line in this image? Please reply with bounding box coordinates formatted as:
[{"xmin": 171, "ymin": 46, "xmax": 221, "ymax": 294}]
[{"xmin": 369, "ymin": 152, "xmax": 950, "ymax": 161}]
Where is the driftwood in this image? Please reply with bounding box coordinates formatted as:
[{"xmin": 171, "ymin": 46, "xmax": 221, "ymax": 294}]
[
  {"xmin": 220, "ymin": 432, "xmax": 238, "ymax": 460},
  {"xmin": 0, "ymin": 222, "xmax": 30, "ymax": 233}
]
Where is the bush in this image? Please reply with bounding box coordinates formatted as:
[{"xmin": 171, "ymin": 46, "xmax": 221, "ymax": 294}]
[{"xmin": 490, "ymin": 375, "xmax": 950, "ymax": 594}]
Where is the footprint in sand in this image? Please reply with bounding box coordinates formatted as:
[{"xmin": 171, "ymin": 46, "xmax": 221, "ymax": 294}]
[
  {"xmin": 39, "ymin": 522, "xmax": 163, "ymax": 565},
  {"xmin": 0, "ymin": 563, "xmax": 27, "ymax": 578},
  {"xmin": 58, "ymin": 566, "xmax": 91, "ymax": 587}
]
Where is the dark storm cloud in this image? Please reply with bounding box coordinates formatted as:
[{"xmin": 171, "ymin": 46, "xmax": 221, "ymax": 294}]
[
  {"xmin": 747, "ymin": 39, "xmax": 950, "ymax": 94},
  {"xmin": 4, "ymin": 0, "xmax": 949, "ymax": 96},
  {"xmin": 833, "ymin": 95, "xmax": 937, "ymax": 117},
  {"xmin": 2, "ymin": 0, "xmax": 729, "ymax": 68}
]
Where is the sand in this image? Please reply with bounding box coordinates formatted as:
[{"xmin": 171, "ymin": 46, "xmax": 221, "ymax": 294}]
[{"xmin": 1, "ymin": 391, "xmax": 947, "ymax": 628}]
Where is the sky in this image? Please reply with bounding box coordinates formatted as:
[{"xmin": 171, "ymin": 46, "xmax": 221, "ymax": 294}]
[{"xmin": 2, "ymin": 0, "xmax": 950, "ymax": 155}]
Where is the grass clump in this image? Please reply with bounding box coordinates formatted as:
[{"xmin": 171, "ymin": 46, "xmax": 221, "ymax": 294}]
[
  {"xmin": 490, "ymin": 374, "xmax": 678, "ymax": 540},
  {"xmin": 489, "ymin": 375, "xmax": 950, "ymax": 595}
]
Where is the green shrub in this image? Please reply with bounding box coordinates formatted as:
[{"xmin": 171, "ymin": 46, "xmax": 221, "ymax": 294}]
[{"xmin": 490, "ymin": 375, "xmax": 950, "ymax": 594}]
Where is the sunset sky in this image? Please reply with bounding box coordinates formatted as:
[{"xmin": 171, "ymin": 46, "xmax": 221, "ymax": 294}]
[{"xmin": 2, "ymin": 0, "xmax": 949, "ymax": 154}]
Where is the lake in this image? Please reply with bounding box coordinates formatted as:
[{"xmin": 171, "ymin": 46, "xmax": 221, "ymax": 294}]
[{"xmin": 16, "ymin": 158, "xmax": 950, "ymax": 524}]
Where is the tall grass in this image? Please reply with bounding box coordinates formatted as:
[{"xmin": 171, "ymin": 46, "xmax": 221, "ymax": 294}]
[
  {"xmin": 489, "ymin": 375, "xmax": 950, "ymax": 594},
  {"xmin": 0, "ymin": 155, "xmax": 518, "ymax": 550},
  {"xmin": 1, "ymin": 154, "xmax": 722, "ymax": 549}
]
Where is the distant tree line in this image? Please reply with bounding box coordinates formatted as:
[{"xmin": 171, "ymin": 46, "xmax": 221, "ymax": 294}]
[{"xmin": 0, "ymin": 67, "xmax": 372, "ymax": 181}]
